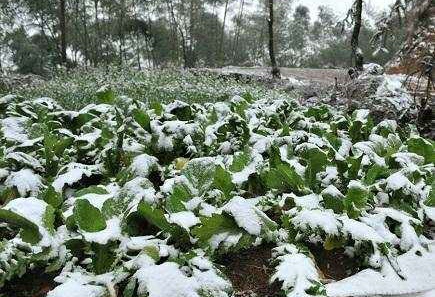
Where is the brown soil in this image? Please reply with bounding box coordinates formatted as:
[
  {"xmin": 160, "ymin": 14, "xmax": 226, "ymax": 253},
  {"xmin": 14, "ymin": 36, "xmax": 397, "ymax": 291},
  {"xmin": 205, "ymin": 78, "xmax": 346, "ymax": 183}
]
[
  {"xmin": 308, "ymin": 244, "xmax": 358, "ymax": 281},
  {"xmin": 1, "ymin": 268, "xmax": 57, "ymax": 297},
  {"xmin": 218, "ymin": 245, "xmax": 281, "ymax": 297}
]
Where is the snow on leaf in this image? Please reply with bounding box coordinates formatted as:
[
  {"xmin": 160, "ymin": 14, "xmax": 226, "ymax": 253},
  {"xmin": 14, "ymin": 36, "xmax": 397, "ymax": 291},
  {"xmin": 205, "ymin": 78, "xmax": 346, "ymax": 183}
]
[
  {"xmin": 5, "ymin": 169, "xmax": 43, "ymax": 197},
  {"xmin": 222, "ymin": 196, "xmax": 276, "ymax": 236},
  {"xmin": 271, "ymin": 244, "xmax": 325, "ymax": 297},
  {"xmin": 128, "ymin": 154, "xmax": 159, "ymax": 178},
  {"xmin": 53, "ymin": 163, "xmax": 101, "ymax": 192}
]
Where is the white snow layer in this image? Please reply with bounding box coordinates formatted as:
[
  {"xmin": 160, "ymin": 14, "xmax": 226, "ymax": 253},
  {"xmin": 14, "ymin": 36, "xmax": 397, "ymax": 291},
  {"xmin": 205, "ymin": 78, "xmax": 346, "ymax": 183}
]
[
  {"xmin": 326, "ymin": 246, "xmax": 435, "ymax": 297},
  {"xmin": 134, "ymin": 261, "xmax": 230, "ymax": 297},
  {"xmin": 5, "ymin": 169, "xmax": 43, "ymax": 196},
  {"xmin": 222, "ymin": 196, "xmax": 271, "ymax": 235},
  {"xmin": 47, "ymin": 280, "xmax": 106, "ymax": 297},
  {"xmin": 166, "ymin": 211, "xmax": 200, "ymax": 230}
]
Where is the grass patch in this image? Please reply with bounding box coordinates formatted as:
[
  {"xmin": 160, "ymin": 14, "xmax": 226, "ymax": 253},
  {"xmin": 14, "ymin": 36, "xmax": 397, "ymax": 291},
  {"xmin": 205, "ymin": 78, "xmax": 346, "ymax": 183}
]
[{"xmin": 2, "ymin": 67, "xmax": 291, "ymax": 110}]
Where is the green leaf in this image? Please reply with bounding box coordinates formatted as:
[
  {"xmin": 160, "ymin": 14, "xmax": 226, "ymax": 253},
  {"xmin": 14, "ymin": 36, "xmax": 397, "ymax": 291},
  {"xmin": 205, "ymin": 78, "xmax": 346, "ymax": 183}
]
[
  {"xmin": 0, "ymin": 187, "xmax": 18, "ymax": 205},
  {"xmin": 42, "ymin": 205, "xmax": 56, "ymax": 233},
  {"xmin": 407, "ymin": 137, "xmax": 435, "ymax": 164},
  {"xmin": 143, "ymin": 246, "xmax": 160, "ymax": 262},
  {"xmin": 96, "ymin": 86, "xmax": 116, "ymax": 104},
  {"xmin": 132, "ymin": 109, "xmax": 151, "ymax": 132},
  {"xmin": 39, "ymin": 185, "xmax": 63, "ymax": 209},
  {"xmin": 347, "ymin": 156, "xmax": 363, "ymax": 180},
  {"xmin": 269, "ymin": 145, "xmax": 283, "ymax": 168},
  {"xmin": 151, "ymin": 101, "xmax": 163, "ymax": 116},
  {"xmin": 137, "ymin": 201, "xmax": 172, "ymax": 232},
  {"xmin": 73, "ymin": 199, "xmax": 107, "ymax": 232},
  {"xmin": 349, "ymin": 121, "xmax": 363, "ymax": 143},
  {"xmin": 72, "ymin": 113, "xmax": 95, "ymax": 130},
  {"xmin": 364, "ymin": 164, "xmax": 389, "ymax": 185},
  {"xmin": 75, "ymin": 186, "xmax": 108, "ymax": 197},
  {"xmin": 229, "ymin": 150, "xmax": 250, "ymax": 172},
  {"xmin": 170, "ymin": 104, "xmax": 192, "ymax": 121},
  {"xmin": 254, "ymin": 208, "xmax": 278, "ymax": 232},
  {"xmin": 302, "ymin": 148, "xmax": 327, "ymax": 188},
  {"xmin": 242, "ymin": 92, "xmax": 254, "ymax": 103},
  {"xmin": 304, "ymin": 105, "xmax": 331, "ymax": 121},
  {"xmin": 424, "ymin": 181, "xmax": 435, "ymax": 207},
  {"xmin": 101, "ymin": 195, "xmax": 130, "ymax": 219},
  {"xmin": 166, "ymin": 184, "xmax": 191, "ymax": 213},
  {"xmin": 344, "ymin": 184, "xmax": 370, "ymax": 219},
  {"xmin": 123, "ymin": 277, "xmax": 137, "ymax": 297},
  {"xmin": 91, "ymin": 242, "xmax": 116, "ymax": 274},
  {"xmin": 191, "ymin": 214, "xmax": 241, "ymax": 247},
  {"xmin": 0, "ymin": 209, "xmax": 41, "ymax": 244},
  {"xmin": 231, "ymin": 98, "xmax": 249, "ymax": 118},
  {"xmin": 322, "ymin": 192, "xmax": 344, "ymax": 214},
  {"xmin": 213, "ymin": 166, "xmax": 235, "ymax": 198},
  {"xmin": 183, "ymin": 159, "xmax": 216, "ymax": 194},
  {"xmin": 348, "ymin": 110, "xmax": 374, "ymax": 143},
  {"xmin": 324, "ymin": 235, "xmax": 346, "ymax": 250},
  {"xmin": 262, "ymin": 163, "xmax": 306, "ymax": 193}
]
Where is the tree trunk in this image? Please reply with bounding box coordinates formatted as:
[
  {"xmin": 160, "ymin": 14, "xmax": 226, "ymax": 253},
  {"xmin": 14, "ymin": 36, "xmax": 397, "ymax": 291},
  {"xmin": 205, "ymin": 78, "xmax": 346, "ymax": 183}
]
[
  {"xmin": 168, "ymin": 0, "xmax": 188, "ymax": 68},
  {"xmin": 94, "ymin": 0, "xmax": 100, "ymax": 66},
  {"xmin": 119, "ymin": 0, "xmax": 126, "ymax": 65},
  {"xmin": 268, "ymin": 0, "xmax": 280, "ymax": 78},
  {"xmin": 186, "ymin": 0, "xmax": 198, "ymax": 68},
  {"xmin": 350, "ymin": 0, "xmax": 363, "ymax": 70},
  {"xmin": 81, "ymin": 0, "xmax": 90, "ymax": 67},
  {"xmin": 219, "ymin": 0, "xmax": 229, "ymax": 66},
  {"xmin": 232, "ymin": 0, "xmax": 244, "ymax": 62},
  {"xmin": 59, "ymin": 0, "xmax": 67, "ymax": 65}
]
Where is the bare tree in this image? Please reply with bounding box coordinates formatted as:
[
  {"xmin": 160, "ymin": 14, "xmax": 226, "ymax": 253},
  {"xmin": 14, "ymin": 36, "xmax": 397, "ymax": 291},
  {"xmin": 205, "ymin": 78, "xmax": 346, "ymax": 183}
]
[
  {"xmin": 219, "ymin": 0, "xmax": 229, "ymax": 65},
  {"xmin": 59, "ymin": 0, "xmax": 67, "ymax": 65},
  {"xmin": 93, "ymin": 0, "xmax": 101, "ymax": 65},
  {"xmin": 268, "ymin": 0, "xmax": 280, "ymax": 78},
  {"xmin": 232, "ymin": 0, "xmax": 245, "ymax": 62},
  {"xmin": 81, "ymin": 0, "xmax": 90, "ymax": 67},
  {"xmin": 350, "ymin": 0, "xmax": 363, "ymax": 70}
]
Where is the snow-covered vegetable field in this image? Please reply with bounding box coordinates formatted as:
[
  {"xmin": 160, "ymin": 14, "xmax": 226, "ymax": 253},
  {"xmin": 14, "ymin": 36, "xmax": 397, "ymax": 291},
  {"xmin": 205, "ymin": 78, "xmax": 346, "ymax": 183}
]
[{"xmin": 0, "ymin": 87, "xmax": 434, "ymax": 297}]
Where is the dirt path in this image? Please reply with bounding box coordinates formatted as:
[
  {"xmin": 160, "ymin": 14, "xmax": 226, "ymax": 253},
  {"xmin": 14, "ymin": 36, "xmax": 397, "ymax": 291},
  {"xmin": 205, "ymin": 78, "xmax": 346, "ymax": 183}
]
[{"xmin": 207, "ymin": 67, "xmax": 348, "ymax": 86}]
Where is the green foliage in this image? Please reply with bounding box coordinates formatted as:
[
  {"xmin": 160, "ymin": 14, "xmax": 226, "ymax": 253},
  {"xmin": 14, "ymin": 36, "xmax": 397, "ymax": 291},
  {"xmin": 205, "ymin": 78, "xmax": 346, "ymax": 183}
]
[
  {"xmin": 91, "ymin": 242, "xmax": 117, "ymax": 274},
  {"xmin": 344, "ymin": 184, "xmax": 371, "ymax": 218},
  {"xmin": 229, "ymin": 150, "xmax": 251, "ymax": 173},
  {"xmin": 183, "ymin": 159, "xmax": 216, "ymax": 194},
  {"xmin": 39, "ymin": 185, "xmax": 63, "ymax": 208},
  {"xmin": 322, "ymin": 192, "xmax": 344, "ymax": 214},
  {"xmin": 75, "ymin": 186, "xmax": 109, "ymax": 197},
  {"xmin": 364, "ymin": 165, "xmax": 389, "ymax": 185},
  {"xmin": 213, "ymin": 166, "xmax": 234, "ymax": 199},
  {"xmin": 262, "ymin": 163, "xmax": 306, "ymax": 193},
  {"xmin": 96, "ymin": 86, "xmax": 116, "ymax": 105},
  {"xmin": 137, "ymin": 201, "xmax": 172, "ymax": 233},
  {"xmin": 302, "ymin": 147, "xmax": 328, "ymax": 189},
  {"xmin": 166, "ymin": 184, "xmax": 191, "ymax": 213},
  {"xmin": 424, "ymin": 181, "xmax": 435, "ymax": 207},
  {"xmin": 0, "ymin": 74, "xmax": 433, "ymax": 297},
  {"xmin": 132, "ymin": 109, "xmax": 151, "ymax": 132},
  {"xmin": 7, "ymin": 68, "xmax": 286, "ymax": 110},
  {"xmin": 0, "ymin": 209, "xmax": 41, "ymax": 244},
  {"xmin": 407, "ymin": 137, "xmax": 435, "ymax": 164},
  {"xmin": 192, "ymin": 214, "xmax": 241, "ymax": 248},
  {"xmin": 73, "ymin": 199, "xmax": 107, "ymax": 232}
]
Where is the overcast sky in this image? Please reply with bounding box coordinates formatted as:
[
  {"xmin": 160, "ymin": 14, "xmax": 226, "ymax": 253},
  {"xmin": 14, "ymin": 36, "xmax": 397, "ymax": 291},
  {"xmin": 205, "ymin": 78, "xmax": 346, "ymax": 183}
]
[{"xmin": 298, "ymin": 0, "xmax": 396, "ymax": 19}]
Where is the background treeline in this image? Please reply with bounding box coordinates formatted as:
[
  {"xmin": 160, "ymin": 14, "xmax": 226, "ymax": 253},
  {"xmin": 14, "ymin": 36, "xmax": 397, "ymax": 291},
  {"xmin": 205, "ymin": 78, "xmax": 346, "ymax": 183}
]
[{"xmin": 0, "ymin": 0, "xmax": 405, "ymax": 76}]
